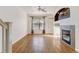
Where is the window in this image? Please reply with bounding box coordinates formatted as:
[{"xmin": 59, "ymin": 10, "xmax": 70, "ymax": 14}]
[{"xmin": 32, "ymin": 17, "xmax": 45, "ymax": 30}]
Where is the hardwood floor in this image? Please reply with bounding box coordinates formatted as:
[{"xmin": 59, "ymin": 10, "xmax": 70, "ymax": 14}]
[{"xmin": 12, "ymin": 34, "xmax": 75, "ymax": 53}]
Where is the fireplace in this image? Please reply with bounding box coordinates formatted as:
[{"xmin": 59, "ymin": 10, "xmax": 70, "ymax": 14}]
[{"xmin": 62, "ymin": 30, "xmax": 71, "ymax": 45}]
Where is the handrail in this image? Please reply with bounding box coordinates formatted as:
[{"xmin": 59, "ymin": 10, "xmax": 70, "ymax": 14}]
[{"xmin": 0, "ymin": 19, "xmax": 8, "ymax": 29}]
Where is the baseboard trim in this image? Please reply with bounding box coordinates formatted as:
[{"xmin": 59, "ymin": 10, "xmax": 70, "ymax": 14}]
[
  {"xmin": 12, "ymin": 34, "xmax": 29, "ymax": 45},
  {"xmin": 45, "ymin": 33, "xmax": 53, "ymax": 35},
  {"xmin": 28, "ymin": 33, "xmax": 53, "ymax": 35}
]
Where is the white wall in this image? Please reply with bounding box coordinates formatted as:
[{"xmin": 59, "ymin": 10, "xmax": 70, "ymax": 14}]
[
  {"xmin": 27, "ymin": 16, "xmax": 32, "ymax": 34},
  {"xmin": 45, "ymin": 16, "xmax": 54, "ymax": 34},
  {"xmin": 56, "ymin": 7, "xmax": 79, "ymax": 52},
  {"xmin": 53, "ymin": 25, "xmax": 61, "ymax": 37},
  {"xmin": 0, "ymin": 7, "xmax": 28, "ymax": 44}
]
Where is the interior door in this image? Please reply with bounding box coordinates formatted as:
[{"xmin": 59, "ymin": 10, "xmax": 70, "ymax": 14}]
[{"xmin": 32, "ymin": 17, "xmax": 45, "ymax": 34}]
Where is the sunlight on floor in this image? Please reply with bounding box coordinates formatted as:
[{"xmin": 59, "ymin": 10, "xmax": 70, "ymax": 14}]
[
  {"xmin": 32, "ymin": 35, "xmax": 45, "ymax": 52},
  {"xmin": 43, "ymin": 35, "xmax": 61, "ymax": 38}
]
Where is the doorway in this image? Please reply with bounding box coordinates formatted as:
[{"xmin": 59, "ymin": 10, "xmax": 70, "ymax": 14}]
[
  {"xmin": 31, "ymin": 16, "xmax": 45, "ymax": 34},
  {"xmin": 0, "ymin": 19, "xmax": 9, "ymax": 53}
]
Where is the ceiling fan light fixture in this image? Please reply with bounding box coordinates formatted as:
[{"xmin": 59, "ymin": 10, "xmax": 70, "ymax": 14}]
[{"xmin": 37, "ymin": 6, "xmax": 47, "ymax": 12}]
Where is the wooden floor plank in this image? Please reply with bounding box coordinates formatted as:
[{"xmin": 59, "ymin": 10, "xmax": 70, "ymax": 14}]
[{"xmin": 12, "ymin": 34, "xmax": 75, "ymax": 53}]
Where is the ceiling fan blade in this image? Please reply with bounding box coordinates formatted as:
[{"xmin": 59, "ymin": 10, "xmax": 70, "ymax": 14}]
[
  {"xmin": 41, "ymin": 9, "xmax": 47, "ymax": 12},
  {"xmin": 37, "ymin": 6, "xmax": 47, "ymax": 12},
  {"xmin": 38, "ymin": 6, "xmax": 41, "ymax": 10}
]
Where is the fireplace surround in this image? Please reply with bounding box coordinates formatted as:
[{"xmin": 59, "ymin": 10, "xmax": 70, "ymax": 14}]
[{"xmin": 61, "ymin": 25, "xmax": 75, "ymax": 50}]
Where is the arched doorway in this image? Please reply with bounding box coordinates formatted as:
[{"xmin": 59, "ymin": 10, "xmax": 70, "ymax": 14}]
[{"xmin": 55, "ymin": 7, "xmax": 70, "ymax": 21}]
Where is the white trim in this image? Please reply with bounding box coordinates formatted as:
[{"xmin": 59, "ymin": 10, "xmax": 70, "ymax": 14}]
[
  {"xmin": 75, "ymin": 49, "xmax": 79, "ymax": 53},
  {"xmin": 0, "ymin": 19, "xmax": 8, "ymax": 53},
  {"xmin": 12, "ymin": 33, "xmax": 28, "ymax": 45},
  {"xmin": 0, "ymin": 19, "xmax": 8, "ymax": 29}
]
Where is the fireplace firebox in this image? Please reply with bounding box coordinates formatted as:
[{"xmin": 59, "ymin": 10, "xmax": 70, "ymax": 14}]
[{"xmin": 62, "ymin": 30, "xmax": 71, "ymax": 45}]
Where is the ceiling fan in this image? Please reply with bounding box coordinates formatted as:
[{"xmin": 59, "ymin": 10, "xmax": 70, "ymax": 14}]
[{"xmin": 38, "ymin": 6, "xmax": 47, "ymax": 12}]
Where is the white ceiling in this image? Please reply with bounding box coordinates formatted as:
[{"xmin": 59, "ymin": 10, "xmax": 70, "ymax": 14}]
[{"xmin": 19, "ymin": 6, "xmax": 66, "ymax": 16}]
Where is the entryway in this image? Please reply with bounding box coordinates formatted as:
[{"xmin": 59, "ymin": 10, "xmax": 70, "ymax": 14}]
[
  {"xmin": 31, "ymin": 16, "xmax": 45, "ymax": 34},
  {"xmin": 0, "ymin": 19, "xmax": 11, "ymax": 53}
]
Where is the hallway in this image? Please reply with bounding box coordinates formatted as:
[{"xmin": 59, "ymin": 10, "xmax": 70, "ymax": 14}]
[{"xmin": 12, "ymin": 34, "xmax": 75, "ymax": 53}]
